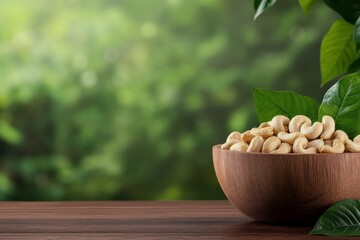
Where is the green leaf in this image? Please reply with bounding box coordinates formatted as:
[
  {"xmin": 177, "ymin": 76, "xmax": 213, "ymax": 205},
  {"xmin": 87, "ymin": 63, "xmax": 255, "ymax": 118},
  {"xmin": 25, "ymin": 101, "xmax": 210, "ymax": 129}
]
[
  {"xmin": 323, "ymin": 0, "xmax": 360, "ymax": 24},
  {"xmin": 298, "ymin": 0, "xmax": 317, "ymax": 13},
  {"xmin": 253, "ymin": 88, "xmax": 320, "ymax": 123},
  {"xmin": 348, "ymin": 57, "xmax": 360, "ymax": 73},
  {"xmin": 355, "ymin": 16, "xmax": 360, "ymax": 52},
  {"xmin": 318, "ymin": 72, "xmax": 360, "ymax": 139},
  {"xmin": 254, "ymin": 0, "xmax": 277, "ymax": 20},
  {"xmin": 310, "ymin": 199, "xmax": 360, "ymax": 236},
  {"xmin": 321, "ymin": 20, "xmax": 357, "ymax": 86}
]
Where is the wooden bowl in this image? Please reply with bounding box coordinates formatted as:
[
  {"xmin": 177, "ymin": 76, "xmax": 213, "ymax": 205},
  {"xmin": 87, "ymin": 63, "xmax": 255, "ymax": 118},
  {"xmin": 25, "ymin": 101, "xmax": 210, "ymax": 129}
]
[{"xmin": 212, "ymin": 144, "xmax": 360, "ymax": 225}]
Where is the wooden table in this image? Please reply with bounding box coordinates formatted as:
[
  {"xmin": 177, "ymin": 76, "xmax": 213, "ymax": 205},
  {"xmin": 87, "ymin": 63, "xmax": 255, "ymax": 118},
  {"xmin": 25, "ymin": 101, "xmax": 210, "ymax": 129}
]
[{"xmin": 0, "ymin": 201, "xmax": 347, "ymax": 239}]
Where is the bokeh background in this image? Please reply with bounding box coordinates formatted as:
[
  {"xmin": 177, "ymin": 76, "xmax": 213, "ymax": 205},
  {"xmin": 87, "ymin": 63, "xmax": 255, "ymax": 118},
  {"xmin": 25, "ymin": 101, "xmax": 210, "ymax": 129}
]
[{"xmin": 0, "ymin": 0, "xmax": 337, "ymax": 200}]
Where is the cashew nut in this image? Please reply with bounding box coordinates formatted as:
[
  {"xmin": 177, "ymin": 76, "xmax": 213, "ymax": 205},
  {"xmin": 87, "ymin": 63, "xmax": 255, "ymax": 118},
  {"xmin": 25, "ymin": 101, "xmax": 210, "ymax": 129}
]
[
  {"xmin": 241, "ymin": 130, "xmax": 256, "ymax": 143},
  {"xmin": 307, "ymin": 139, "xmax": 324, "ymax": 150},
  {"xmin": 293, "ymin": 136, "xmax": 317, "ymax": 154},
  {"xmin": 241, "ymin": 127, "xmax": 273, "ymax": 143},
  {"xmin": 333, "ymin": 130, "xmax": 348, "ymax": 143},
  {"xmin": 221, "ymin": 139, "xmax": 241, "ymax": 149},
  {"xmin": 345, "ymin": 138, "xmax": 360, "ymax": 152},
  {"xmin": 277, "ymin": 131, "xmax": 303, "ymax": 144},
  {"xmin": 268, "ymin": 115, "xmax": 290, "ymax": 134},
  {"xmin": 259, "ymin": 122, "xmax": 270, "ymax": 128},
  {"xmin": 226, "ymin": 131, "xmax": 242, "ymax": 142},
  {"xmin": 247, "ymin": 136, "xmax": 265, "ymax": 153},
  {"xmin": 354, "ymin": 135, "xmax": 360, "ymax": 144},
  {"xmin": 289, "ymin": 115, "xmax": 311, "ymax": 133},
  {"xmin": 320, "ymin": 115, "xmax": 335, "ymax": 140},
  {"xmin": 250, "ymin": 127, "xmax": 274, "ymax": 138},
  {"xmin": 271, "ymin": 143, "xmax": 292, "ymax": 154},
  {"xmin": 222, "ymin": 114, "xmax": 353, "ymax": 154},
  {"xmin": 262, "ymin": 136, "xmax": 281, "ymax": 153},
  {"xmin": 319, "ymin": 139, "xmax": 345, "ymax": 153},
  {"xmin": 230, "ymin": 141, "xmax": 249, "ymax": 152},
  {"xmin": 300, "ymin": 122, "xmax": 323, "ymax": 140}
]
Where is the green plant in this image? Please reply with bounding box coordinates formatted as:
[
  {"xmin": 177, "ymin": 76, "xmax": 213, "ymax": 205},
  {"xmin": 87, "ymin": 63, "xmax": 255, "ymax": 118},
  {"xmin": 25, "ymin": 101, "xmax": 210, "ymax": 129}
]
[
  {"xmin": 253, "ymin": 88, "xmax": 319, "ymax": 123},
  {"xmin": 254, "ymin": 0, "xmax": 360, "ymax": 86},
  {"xmin": 253, "ymin": 1, "xmax": 360, "ymax": 235},
  {"xmin": 253, "ymin": 72, "xmax": 360, "ymax": 139},
  {"xmin": 311, "ymin": 199, "xmax": 360, "ymax": 236}
]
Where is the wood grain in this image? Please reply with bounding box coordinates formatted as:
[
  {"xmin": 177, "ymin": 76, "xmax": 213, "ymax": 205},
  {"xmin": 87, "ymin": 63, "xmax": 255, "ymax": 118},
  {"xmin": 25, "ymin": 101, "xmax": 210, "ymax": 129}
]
[
  {"xmin": 0, "ymin": 201, "xmax": 350, "ymax": 239},
  {"xmin": 213, "ymin": 144, "xmax": 360, "ymax": 225}
]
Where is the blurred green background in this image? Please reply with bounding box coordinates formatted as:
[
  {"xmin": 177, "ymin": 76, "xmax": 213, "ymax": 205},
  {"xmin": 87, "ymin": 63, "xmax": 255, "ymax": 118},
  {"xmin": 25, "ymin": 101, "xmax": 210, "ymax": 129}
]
[{"xmin": 0, "ymin": 0, "xmax": 337, "ymax": 200}]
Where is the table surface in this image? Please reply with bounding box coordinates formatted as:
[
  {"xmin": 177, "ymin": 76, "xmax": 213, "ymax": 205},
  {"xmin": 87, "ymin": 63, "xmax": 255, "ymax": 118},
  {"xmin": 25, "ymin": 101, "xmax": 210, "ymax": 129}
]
[{"xmin": 0, "ymin": 200, "xmax": 348, "ymax": 239}]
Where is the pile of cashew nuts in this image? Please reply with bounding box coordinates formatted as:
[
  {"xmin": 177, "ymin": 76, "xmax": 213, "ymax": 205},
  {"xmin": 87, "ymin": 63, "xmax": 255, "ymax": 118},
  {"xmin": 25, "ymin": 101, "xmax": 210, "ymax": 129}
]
[{"xmin": 221, "ymin": 115, "xmax": 360, "ymax": 154}]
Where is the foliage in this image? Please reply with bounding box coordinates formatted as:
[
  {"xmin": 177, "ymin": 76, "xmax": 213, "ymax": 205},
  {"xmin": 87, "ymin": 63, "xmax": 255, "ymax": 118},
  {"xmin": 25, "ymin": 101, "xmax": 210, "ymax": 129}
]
[
  {"xmin": 254, "ymin": 0, "xmax": 277, "ymax": 19},
  {"xmin": 253, "ymin": 88, "xmax": 320, "ymax": 123},
  {"xmin": 254, "ymin": 73, "xmax": 360, "ymax": 139},
  {"xmin": 311, "ymin": 199, "xmax": 360, "ymax": 236},
  {"xmin": 0, "ymin": 0, "xmax": 334, "ymax": 200},
  {"xmin": 320, "ymin": 20, "xmax": 358, "ymax": 86},
  {"xmin": 254, "ymin": 0, "xmax": 360, "ymax": 86},
  {"xmin": 254, "ymin": 3, "xmax": 360, "ymax": 234},
  {"xmin": 323, "ymin": 0, "xmax": 360, "ymax": 24},
  {"xmin": 319, "ymin": 72, "xmax": 360, "ymax": 138}
]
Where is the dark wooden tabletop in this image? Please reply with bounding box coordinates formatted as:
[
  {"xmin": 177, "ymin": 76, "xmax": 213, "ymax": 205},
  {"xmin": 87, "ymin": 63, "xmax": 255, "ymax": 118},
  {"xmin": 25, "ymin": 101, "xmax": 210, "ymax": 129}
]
[{"xmin": 0, "ymin": 200, "xmax": 348, "ymax": 239}]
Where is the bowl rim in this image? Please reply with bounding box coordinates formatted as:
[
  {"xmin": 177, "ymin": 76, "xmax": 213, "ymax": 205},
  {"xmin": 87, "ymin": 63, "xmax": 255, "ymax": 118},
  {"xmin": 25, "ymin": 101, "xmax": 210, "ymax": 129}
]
[{"xmin": 213, "ymin": 144, "xmax": 360, "ymax": 156}]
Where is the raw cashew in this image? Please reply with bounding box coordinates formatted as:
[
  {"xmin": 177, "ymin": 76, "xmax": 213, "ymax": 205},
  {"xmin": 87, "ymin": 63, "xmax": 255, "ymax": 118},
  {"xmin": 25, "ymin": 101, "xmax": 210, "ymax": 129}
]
[
  {"xmin": 320, "ymin": 115, "xmax": 335, "ymax": 140},
  {"xmin": 307, "ymin": 139, "xmax": 324, "ymax": 150},
  {"xmin": 268, "ymin": 115, "xmax": 290, "ymax": 134},
  {"xmin": 354, "ymin": 135, "xmax": 360, "ymax": 144},
  {"xmin": 222, "ymin": 114, "xmax": 353, "ymax": 154},
  {"xmin": 226, "ymin": 131, "xmax": 241, "ymax": 142},
  {"xmin": 319, "ymin": 139, "xmax": 345, "ymax": 153},
  {"xmin": 293, "ymin": 136, "xmax": 317, "ymax": 154},
  {"xmin": 271, "ymin": 143, "xmax": 292, "ymax": 154},
  {"xmin": 230, "ymin": 141, "xmax": 249, "ymax": 152},
  {"xmin": 333, "ymin": 130, "xmax": 348, "ymax": 143},
  {"xmin": 300, "ymin": 122, "xmax": 323, "ymax": 140},
  {"xmin": 345, "ymin": 138, "xmax": 360, "ymax": 152},
  {"xmin": 241, "ymin": 131, "xmax": 256, "ymax": 143},
  {"xmin": 247, "ymin": 136, "xmax": 265, "ymax": 153},
  {"xmin": 221, "ymin": 139, "xmax": 241, "ymax": 149},
  {"xmin": 259, "ymin": 122, "xmax": 270, "ymax": 128},
  {"xmin": 262, "ymin": 136, "xmax": 281, "ymax": 153},
  {"xmin": 250, "ymin": 127, "xmax": 274, "ymax": 138},
  {"xmin": 241, "ymin": 127, "xmax": 273, "ymax": 143},
  {"xmin": 289, "ymin": 115, "xmax": 311, "ymax": 133},
  {"xmin": 277, "ymin": 131, "xmax": 302, "ymax": 144}
]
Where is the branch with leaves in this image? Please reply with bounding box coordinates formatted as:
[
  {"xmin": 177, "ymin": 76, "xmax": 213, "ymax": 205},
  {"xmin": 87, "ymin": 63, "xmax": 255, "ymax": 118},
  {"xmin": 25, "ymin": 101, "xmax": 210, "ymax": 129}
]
[
  {"xmin": 254, "ymin": 0, "xmax": 360, "ymax": 86},
  {"xmin": 252, "ymin": 1, "xmax": 360, "ymax": 236}
]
